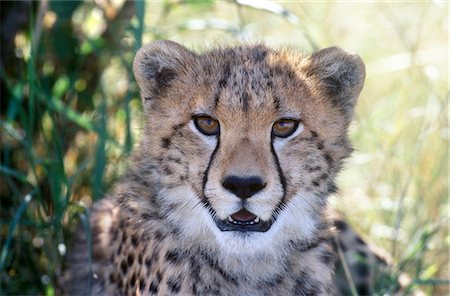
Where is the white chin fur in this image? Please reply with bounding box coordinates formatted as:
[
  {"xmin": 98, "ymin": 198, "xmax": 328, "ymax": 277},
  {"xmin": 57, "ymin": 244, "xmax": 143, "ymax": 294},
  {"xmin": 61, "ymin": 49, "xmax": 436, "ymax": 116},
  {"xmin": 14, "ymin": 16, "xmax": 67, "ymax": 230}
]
[{"xmin": 161, "ymin": 187, "xmax": 319, "ymax": 257}]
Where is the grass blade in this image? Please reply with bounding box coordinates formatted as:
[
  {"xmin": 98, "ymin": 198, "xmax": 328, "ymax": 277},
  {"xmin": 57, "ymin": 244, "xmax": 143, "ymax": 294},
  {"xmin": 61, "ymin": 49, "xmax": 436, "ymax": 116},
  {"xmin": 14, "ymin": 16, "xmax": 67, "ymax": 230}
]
[{"xmin": 0, "ymin": 192, "xmax": 34, "ymax": 272}]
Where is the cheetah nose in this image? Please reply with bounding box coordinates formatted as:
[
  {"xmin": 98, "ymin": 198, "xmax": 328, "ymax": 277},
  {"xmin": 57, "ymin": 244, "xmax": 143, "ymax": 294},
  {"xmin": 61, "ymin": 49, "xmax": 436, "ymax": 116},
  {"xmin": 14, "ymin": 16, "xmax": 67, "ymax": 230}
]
[{"xmin": 222, "ymin": 176, "xmax": 266, "ymax": 199}]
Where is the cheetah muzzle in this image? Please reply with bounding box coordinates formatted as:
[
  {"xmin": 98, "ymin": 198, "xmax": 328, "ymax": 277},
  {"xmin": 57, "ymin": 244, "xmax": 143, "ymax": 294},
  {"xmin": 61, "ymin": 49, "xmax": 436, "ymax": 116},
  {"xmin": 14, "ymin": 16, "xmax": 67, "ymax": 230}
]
[{"xmin": 207, "ymin": 176, "xmax": 274, "ymax": 232}]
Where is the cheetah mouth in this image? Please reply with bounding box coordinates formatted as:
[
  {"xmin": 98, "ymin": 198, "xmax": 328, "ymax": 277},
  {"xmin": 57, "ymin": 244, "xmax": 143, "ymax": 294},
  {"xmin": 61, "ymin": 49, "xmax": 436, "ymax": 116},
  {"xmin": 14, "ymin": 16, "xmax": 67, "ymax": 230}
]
[{"xmin": 216, "ymin": 208, "xmax": 272, "ymax": 232}]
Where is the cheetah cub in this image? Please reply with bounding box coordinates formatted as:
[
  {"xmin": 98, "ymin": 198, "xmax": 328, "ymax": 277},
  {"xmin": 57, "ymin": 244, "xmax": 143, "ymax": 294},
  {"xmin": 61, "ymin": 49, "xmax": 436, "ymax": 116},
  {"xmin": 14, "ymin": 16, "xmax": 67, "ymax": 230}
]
[{"xmin": 66, "ymin": 41, "xmax": 365, "ymax": 295}]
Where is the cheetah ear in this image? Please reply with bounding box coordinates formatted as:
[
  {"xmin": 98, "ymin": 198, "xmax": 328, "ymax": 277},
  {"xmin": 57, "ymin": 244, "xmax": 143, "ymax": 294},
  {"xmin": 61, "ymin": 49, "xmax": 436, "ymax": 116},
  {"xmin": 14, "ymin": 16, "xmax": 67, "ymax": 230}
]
[
  {"xmin": 303, "ymin": 47, "xmax": 365, "ymax": 118},
  {"xmin": 133, "ymin": 40, "xmax": 195, "ymax": 107}
]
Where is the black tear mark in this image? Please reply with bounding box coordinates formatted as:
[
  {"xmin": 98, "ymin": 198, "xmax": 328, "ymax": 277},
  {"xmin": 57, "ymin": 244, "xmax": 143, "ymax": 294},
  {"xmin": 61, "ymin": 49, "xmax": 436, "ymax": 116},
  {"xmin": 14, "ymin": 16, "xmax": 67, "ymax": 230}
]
[
  {"xmin": 270, "ymin": 134, "xmax": 287, "ymax": 216},
  {"xmin": 201, "ymin": 134, "xmax": 220, "ymax": 212}
]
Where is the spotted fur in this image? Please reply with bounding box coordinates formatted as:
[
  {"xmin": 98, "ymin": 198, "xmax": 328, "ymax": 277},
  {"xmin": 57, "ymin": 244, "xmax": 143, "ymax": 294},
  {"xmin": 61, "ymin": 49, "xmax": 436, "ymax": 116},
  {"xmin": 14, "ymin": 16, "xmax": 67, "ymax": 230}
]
[{"xmin": 65, "ymin": 41, "xmax": 367, "ymax": 295}]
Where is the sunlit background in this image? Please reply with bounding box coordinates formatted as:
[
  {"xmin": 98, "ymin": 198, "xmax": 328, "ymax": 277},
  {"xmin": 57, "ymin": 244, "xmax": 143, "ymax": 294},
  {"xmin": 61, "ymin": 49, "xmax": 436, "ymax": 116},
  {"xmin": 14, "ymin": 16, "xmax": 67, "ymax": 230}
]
[{"xmin": 0, "ymin": 0, "xmax": 448, "ymax": 295}]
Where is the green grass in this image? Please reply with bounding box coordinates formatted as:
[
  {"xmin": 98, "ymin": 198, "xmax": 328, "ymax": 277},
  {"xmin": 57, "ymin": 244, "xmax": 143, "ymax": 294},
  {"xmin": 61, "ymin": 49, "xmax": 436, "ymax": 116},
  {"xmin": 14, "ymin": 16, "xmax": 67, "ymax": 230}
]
[{"xmin": 1, "ymin": 1, "xmax": 448, "ymax": 295}]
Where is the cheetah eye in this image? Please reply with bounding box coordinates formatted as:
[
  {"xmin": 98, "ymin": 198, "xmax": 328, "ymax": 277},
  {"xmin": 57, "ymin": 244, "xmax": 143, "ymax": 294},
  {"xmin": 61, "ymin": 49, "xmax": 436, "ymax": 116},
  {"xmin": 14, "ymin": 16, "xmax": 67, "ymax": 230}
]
[
  {"xmin": 272, "ymin": 119, "xmax": 300, "ymax": 138},
  {"xmin": 193, "ymin": 115, "xmax": 220, "ymax": 136}
]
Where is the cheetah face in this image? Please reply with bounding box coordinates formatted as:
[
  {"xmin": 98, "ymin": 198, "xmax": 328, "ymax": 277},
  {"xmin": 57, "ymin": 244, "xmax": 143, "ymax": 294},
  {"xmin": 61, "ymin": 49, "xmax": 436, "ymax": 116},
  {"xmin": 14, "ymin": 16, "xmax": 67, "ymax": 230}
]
[
  {"xmin": 191, "ymin": 114, "xmax": 304, "ymax": 234},
  {"xmin": 134, "ymin": 41, "xmax": 365, "ymax": 252}
]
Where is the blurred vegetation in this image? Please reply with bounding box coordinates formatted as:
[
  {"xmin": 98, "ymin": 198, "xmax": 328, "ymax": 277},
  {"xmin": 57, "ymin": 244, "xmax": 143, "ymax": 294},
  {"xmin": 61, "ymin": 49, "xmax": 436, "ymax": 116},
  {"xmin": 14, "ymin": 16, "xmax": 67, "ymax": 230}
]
[{"xmin": 0, "ymin": 0, "xmax": 448, "ymax": 295}]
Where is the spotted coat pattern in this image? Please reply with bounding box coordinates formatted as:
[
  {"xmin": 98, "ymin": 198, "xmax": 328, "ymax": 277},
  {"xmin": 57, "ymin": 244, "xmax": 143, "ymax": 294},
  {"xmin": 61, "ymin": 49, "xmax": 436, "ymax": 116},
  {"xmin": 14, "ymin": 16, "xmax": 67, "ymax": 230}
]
[{"xmin": 65, "ymin": 41, "xmax": 368, "ymax": 296}]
